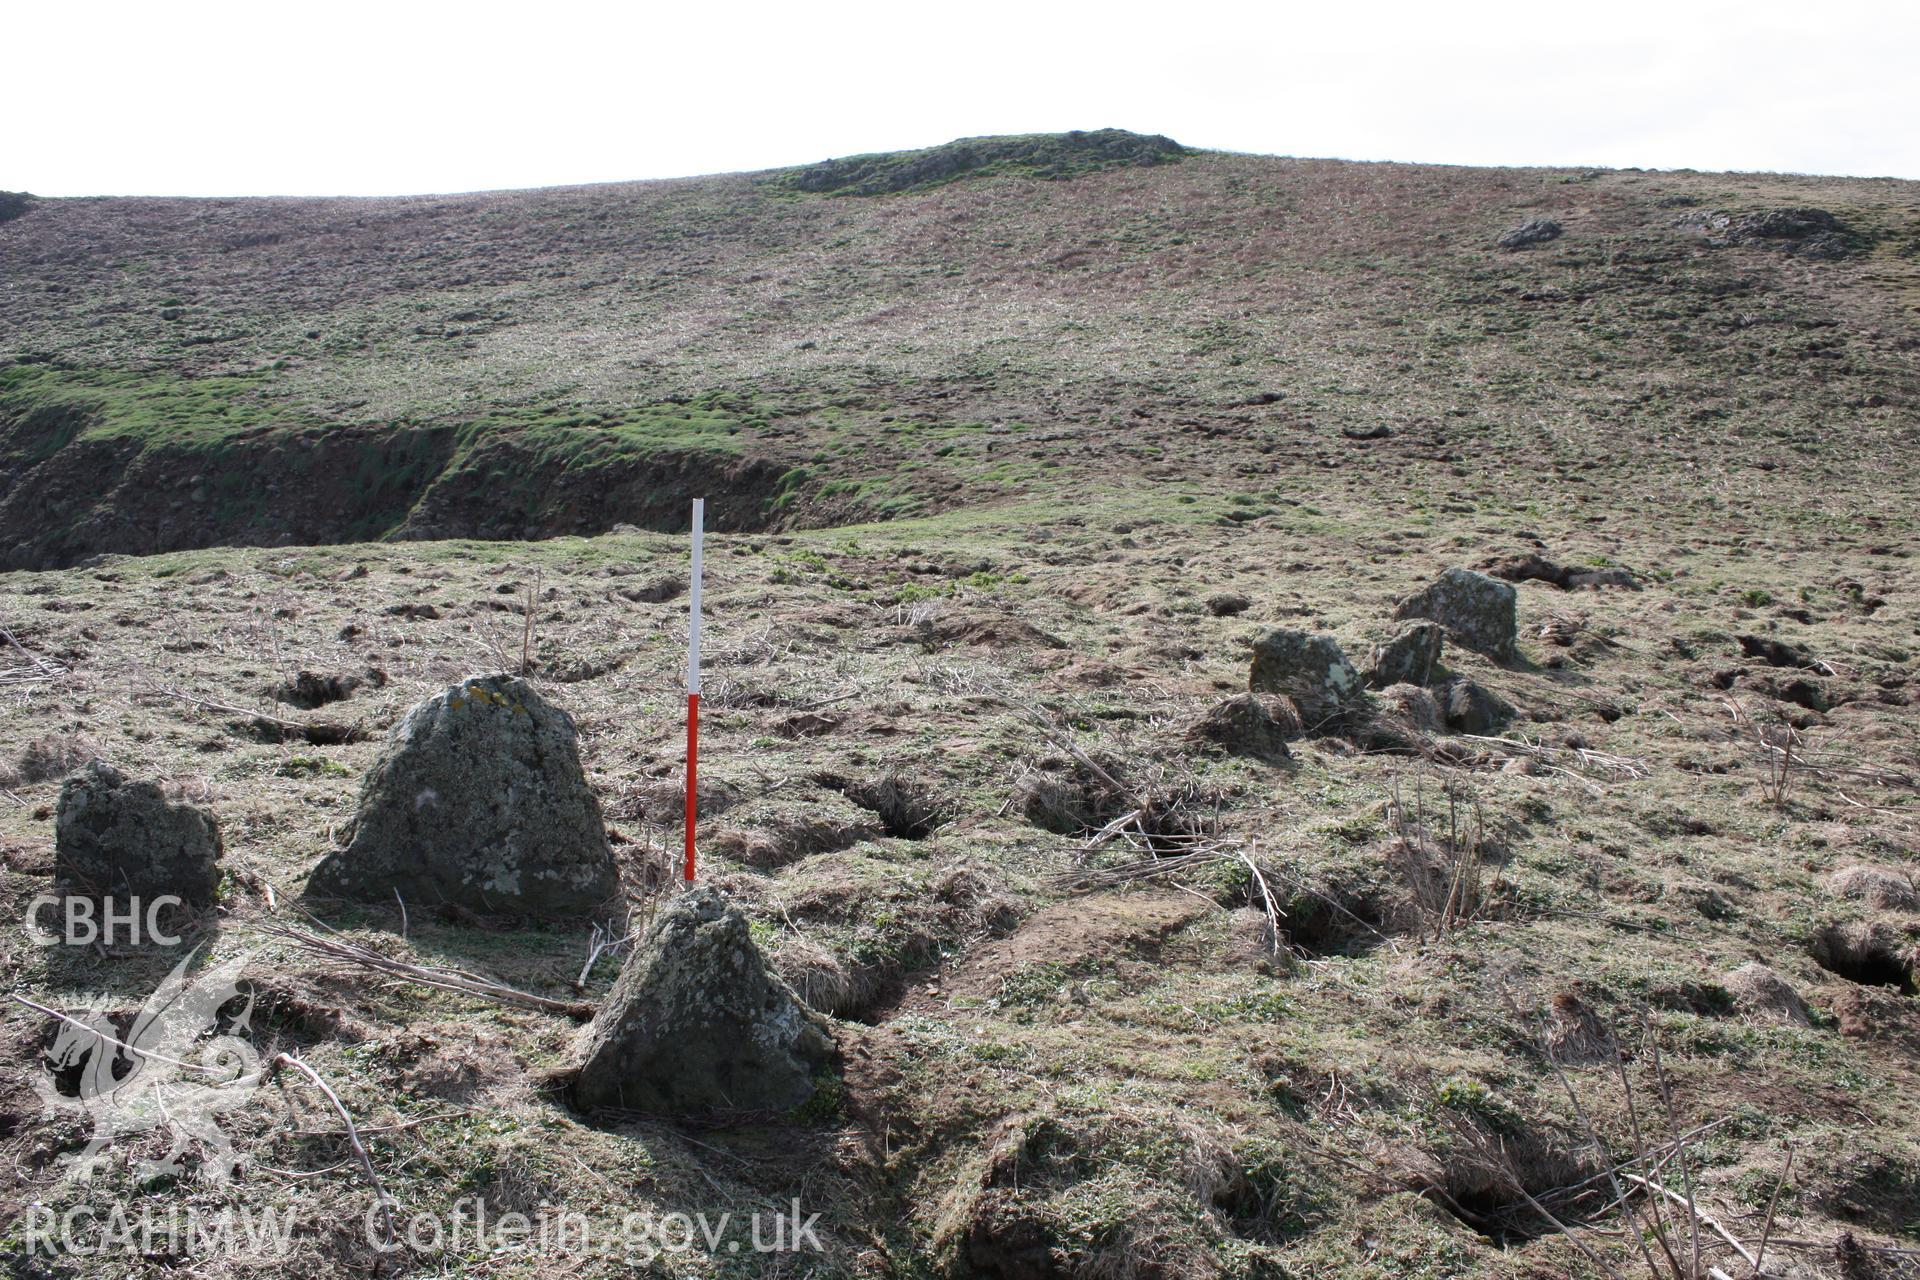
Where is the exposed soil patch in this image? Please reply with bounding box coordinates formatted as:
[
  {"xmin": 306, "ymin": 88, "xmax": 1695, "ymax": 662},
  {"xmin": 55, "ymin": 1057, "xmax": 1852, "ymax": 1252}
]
[
  {"xmin": 0, "ymin": 418, "xmax": 837, "ymax": 570},
  {"xmin": 1408, "ymin": 1118, "xmax": 1600, "ymax": 1245},
  {"xmin": 1, "ymin": 731, "xmax": 98, "ymax": 787},
  {"xmin": 706, "ymin": 791, "xmax": 881, "ymax": 870},
  {"xmin": 1737, "ymin": 633, "xmax": 1821, "ymax": 670},
  {"xmin": 1011, "ymin": 759, "xmax": 1131, "ymax": 836},
  {"xmin": 1482, "ymin": 552, "xmax": 1636, "ymax": 591},
  {"xmin": 911, "ymin": 609, "xmax": 1066, "ymax": 651},
  {"xmin": 614, "ymin": 576, "xmax": 686, "ymax": 604},
  {"xmin": 1274, "ymin": 883, "xmax": 1392, "ymax": 957}
]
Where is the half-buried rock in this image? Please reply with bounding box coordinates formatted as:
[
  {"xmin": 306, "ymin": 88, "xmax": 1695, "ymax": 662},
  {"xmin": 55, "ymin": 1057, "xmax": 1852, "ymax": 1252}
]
[
  {"xmin": 310, "ymin": 674, "xmax": 618, "ymax": 918},
  {"xmin": 572, "ymin": 887, "xmax": 836, "ymax": 1114},
  {"xmin": 1394, "ymin": 568, "xmax": 1518, "ymax": 663},
  {"xmin": 56, "ymin": 761, "xmax": 224, "ymax": 908},
  {"xmin": 1248, "ymin": 628, "xmax": 1362, "ymax": 732},
  {"xmin": 1368, "ymin": 621, "xmax": 1444, "ymax": 688}
]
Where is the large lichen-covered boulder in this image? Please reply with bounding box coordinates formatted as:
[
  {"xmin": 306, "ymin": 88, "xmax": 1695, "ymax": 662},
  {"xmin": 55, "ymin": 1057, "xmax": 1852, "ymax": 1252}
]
[
  {"xmin": 1248, "ymin": 629, "xmax": 1362, "ymax": 731},
  {"xmin": 1368, "ymin": 621, "xmax": 1444, "ymax": 688},
  {"xmin": 1394, "ymin": 569, "xmax": 1519, "ymax": 663},
  {"xmin": 55, "ymin": 761, "xmax": 223, "ymax": 908},
  {"xmin": 572, "ymin": 887, "xmax": 836, "ymax": 1114},
  {"xmin": 310, "ymin": 674, "xmax": 618, "ymax": 919}
]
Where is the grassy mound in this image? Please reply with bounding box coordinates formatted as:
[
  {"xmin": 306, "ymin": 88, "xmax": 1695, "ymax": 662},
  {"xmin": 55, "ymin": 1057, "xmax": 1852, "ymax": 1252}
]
[{"xmin": 776, "ymin": 128, "xmax": 1189, "ymax": 195}]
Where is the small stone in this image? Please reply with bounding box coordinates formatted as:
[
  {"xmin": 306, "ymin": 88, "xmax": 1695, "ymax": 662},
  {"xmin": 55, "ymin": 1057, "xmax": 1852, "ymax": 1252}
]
[
  {"xmin": 1368, "ymin": 621, "xmax": 1444, "ymax": 688},
  {"xmin": 573, "ymin": 887, "xmax": 836, "ymax": 1114},
  {"xmin": 1439, "ymin": 678, "xmax": 1514, "ymax": 735},
  {"xmin": 1394, "ymin": 569, "xmax": 1519, "ymax": 662},
  {"xmin": 1205, "ymin": 592, "xmax": 1252, "ymax": 617},
  {"xmin": 1248, "ymin": 629, "xmax": 1362, "ymax": 732},
  {"xmin": 310, "ymin": 674, "xmax": 618, "ymax": 919},
  {"xmin": 56, "ymin": 761, "xmax": 223, "ymax": 908}
]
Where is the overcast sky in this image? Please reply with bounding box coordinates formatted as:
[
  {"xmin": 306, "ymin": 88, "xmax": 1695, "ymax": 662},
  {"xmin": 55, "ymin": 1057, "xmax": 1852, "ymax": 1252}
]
[{"xmin": 13, "ymin": 0, "xmax": 1918, "ymax": 198}]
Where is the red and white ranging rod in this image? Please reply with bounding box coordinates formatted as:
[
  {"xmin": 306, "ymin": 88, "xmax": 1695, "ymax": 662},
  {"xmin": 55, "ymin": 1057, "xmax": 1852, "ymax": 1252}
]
[{"xmin": 684, "ymin": 498, "xmax": 704, "ymax": 884}]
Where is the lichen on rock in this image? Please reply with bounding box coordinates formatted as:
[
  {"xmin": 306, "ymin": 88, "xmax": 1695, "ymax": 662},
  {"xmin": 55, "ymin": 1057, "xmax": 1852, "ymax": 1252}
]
[
  {"xmin": 1248, "ymin": 628, "xmax": 1362, "ymax": 732},
  {"xmin": 309, "ymin": 673, "xmax": 618, "ymax": 919},
  {"xmin": 55, "ymin": 760, "xmax": 223, "ymax": 908},
  {"xmin": 1394, "ymin": 568, "xmax": 1519, "ymax": 663},
  {"xmin": 572, "ymin": 887, "xmax": 837, "ymax": 1115},
  {"xmin": 1369, "ymin": 621, "xmax": 1444, "ymax": 688}
]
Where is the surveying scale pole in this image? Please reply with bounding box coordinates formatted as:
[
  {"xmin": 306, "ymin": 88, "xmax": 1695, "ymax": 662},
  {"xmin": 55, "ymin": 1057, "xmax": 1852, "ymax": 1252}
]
[{"xmin": 685, "ymin": 498, "xmax": 704, "ymax": 884}]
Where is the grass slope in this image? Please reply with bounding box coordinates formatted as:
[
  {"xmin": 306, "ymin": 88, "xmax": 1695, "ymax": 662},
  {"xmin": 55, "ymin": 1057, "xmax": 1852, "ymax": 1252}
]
[{"xmin": 0, "ymin": 135, "xmax": 1918, "ymax": 1279}]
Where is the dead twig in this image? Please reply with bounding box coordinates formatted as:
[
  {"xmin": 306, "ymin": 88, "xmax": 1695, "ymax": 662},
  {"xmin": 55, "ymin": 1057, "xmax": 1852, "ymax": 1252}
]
[
  {"xmin": 1, "ymin": 625, "xmax": 67, "ymax": 682},
  {"xmin": 1235, "ymin": 840, "xmax": 1289, "ymax": 966},
  {"xmin": 9, "ymin": 993, "xmax": 230, "ymax": 1075},
  {"xmin": 1455, "ymin": 733, "xmax": 1649, "ymax": 782},
  {"xmin": 1621, "ymin": 1174, "xmax": 1758, "ymax": 1272},
  {"xmin": 269, "ymin": 1053, "xmax": 396, "ymax": 1249}
]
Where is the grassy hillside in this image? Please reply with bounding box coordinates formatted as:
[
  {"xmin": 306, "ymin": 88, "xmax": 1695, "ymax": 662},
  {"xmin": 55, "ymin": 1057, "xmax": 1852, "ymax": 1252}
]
[
  {"xmin": 4, "ymin": 134, "xmax": 1918, "ymax": 564},
  {"xmin": 2, "ymin": 135, "xmax": 1919, "ymax": 1279}
]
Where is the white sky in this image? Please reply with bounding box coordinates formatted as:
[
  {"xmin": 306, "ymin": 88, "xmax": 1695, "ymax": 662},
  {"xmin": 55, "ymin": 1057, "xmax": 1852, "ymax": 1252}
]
[{"xmin": 12, "ymin": 0, "xmax": 1918, "ymax": 197}]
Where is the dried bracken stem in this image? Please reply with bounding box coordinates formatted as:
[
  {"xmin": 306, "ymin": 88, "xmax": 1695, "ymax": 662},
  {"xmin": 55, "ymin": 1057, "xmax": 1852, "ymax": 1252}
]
[
  {"xmin": 1621, "ymin": 1174, "xmax": 1757, "ymax": 1272},
  {"xmin": 265, "ymin": 918, "xmax": 595, "ymax": 1018},
  {"xmin": 269, "ymin": 1053, "xmax": 396, "ymax": 1250},
  {"xmin": 987, "ymin": 688, "xmax": 1136, "ymax": 806},
  {"xmin": 1725, "ymin": 699, "xmax": 1798, "ymax": 808},
  {"xmin": 1386, "ymin": 770, "xmax": 1499, "ymax": 940},
  {"xmin": 1454, "ymin": 733, "xmax": 1649, "ymax": 782},
  {"xmin": 520, "ymin": 568, "xmax": 541, "ymax": 675},
  {"xmin": 1235, "ymin": 841, "xmax": 1290, "ymax": 968},
  {"xmin": 1517, "ymin": 996, "xmax": 1807, "ymax": 1280},
  {"xmin": 575, "ymin": 914, "xmax": 638, "ymax": 990},
  {"xmin": 9, "ymin": 993, "xmax": 229, "ymax": 1075},
  {"xmin": 1048, "ymin": 838, "xmax": 1392, "ymax": 956},
  {"xmin": 0, "ymin": 624, "xmax": 68, "ymax": 685},
  {"xmin": 1750, "ymin": 1143, "xmax": 1794, "ymax": 1278}
]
